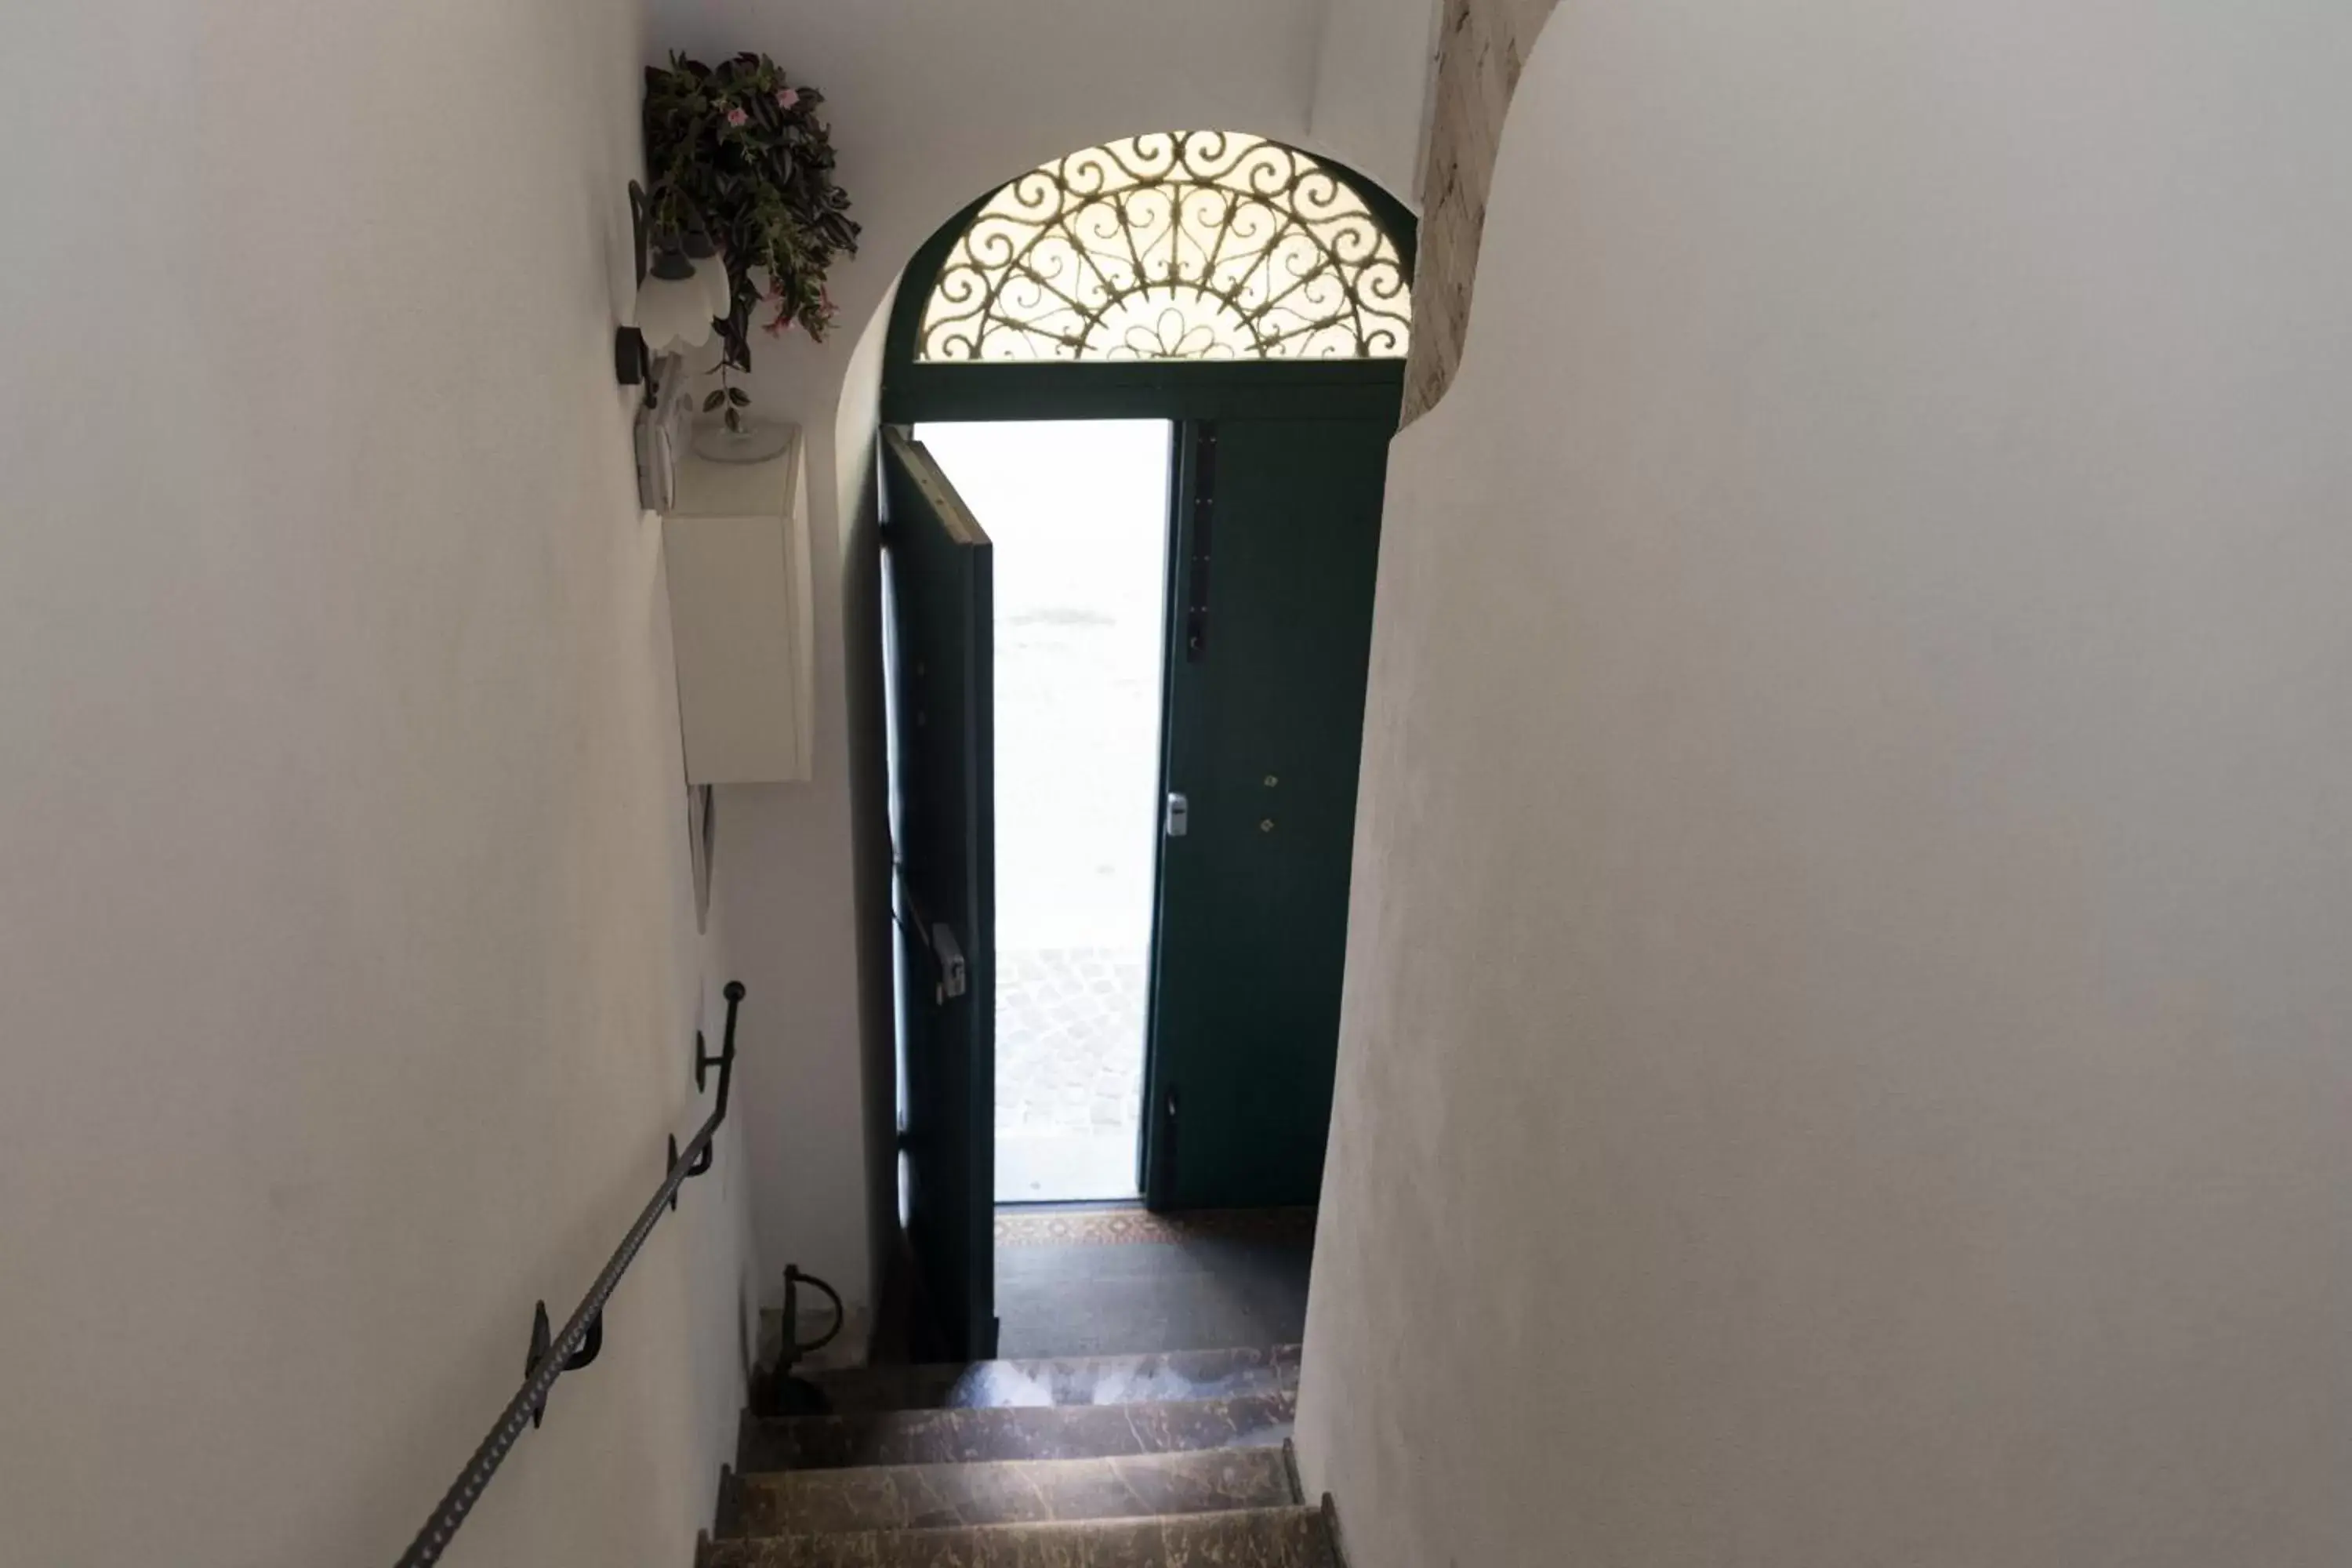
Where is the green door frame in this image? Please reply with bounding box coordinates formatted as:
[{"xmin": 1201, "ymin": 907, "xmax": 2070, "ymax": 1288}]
[{"xmin": 878, "ymin": 139, "xmax": 1414, "ymax": 1220}]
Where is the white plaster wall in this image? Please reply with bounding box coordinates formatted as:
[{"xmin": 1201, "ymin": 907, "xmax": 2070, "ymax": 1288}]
[
  {"xmin": 1308, "ymin": 0, "xmax": 1444, "ymax": 205},
  {"xmin": 1299, "ymin": 2, "xmax": 2352, "ymax": 1563},
  {"xmin": 0, "ymin": 3, "xmax": 757, "ymax": 1564},
  {"xmin": 648, "ymin": 0, "xmax": 1367, "ymax": 1315}
]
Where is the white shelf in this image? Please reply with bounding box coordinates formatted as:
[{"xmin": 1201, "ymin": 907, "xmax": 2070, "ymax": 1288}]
[{"xmin": 661, "ymin": 430, "xmax": 814, "ymax": 784}]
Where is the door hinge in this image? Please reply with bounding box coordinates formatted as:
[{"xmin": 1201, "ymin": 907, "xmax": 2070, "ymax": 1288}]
[
  {"xmin": 1164, "ymin": 791, "xmax": 1189, "ymax": 838},
  {"xmin": 1154, "ymin": 1086, "xmax": 1180, "ymax": 1208},
  {"xmin": 1185, "ymin": 422, "xmax": 1217, "ymax": 662}
]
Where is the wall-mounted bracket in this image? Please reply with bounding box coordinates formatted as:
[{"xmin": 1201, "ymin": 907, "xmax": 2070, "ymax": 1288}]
[
  {"xmin": 616, "ymin": 325, "xmax": 650, "ymax": 388},
  {"xmin": 524, "ymin": 1301, "xmax": 603, "ymax": 1428},
  {"xmin": 667, "ymin": 1134, "xmax": 713, "ymax": 1212},
  {"xmin": 617, "ymin": 180, "xmax": 654, "ymax": 393}
]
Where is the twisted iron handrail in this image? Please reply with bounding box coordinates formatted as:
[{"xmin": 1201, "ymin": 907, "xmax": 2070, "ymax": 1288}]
[{"xmin": 393, "ymin": 982, "xmax": 746, "ymax": 1568}]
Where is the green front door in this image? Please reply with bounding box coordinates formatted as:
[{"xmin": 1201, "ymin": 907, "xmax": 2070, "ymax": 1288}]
[
  {"xmin": 882, "ymin": 428, "xmax": 998, "ymax": 1359},
  {"xmin": 1144, "ymin": 415, "xmax": 1395, "ymax": 1209}
]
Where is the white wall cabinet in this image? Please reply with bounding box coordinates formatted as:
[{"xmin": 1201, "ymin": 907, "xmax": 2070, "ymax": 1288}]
[{"xmin": 661, "ymin": 431, "xmax": 814, "ymax": 784}]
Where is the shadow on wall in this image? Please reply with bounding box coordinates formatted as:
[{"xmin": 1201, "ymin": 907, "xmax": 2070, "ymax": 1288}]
[
  {"xmin": 836, "ymin": 281, "xmax": 902, "ymax": 1324},
  {"xmin": 1403, "ymin": 0, "xmax": 1559, "ymax": 422}
]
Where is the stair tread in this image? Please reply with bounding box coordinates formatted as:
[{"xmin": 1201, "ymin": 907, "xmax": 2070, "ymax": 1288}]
[
  {"xmin": 782, "ymin": 1344, "xmax": 1300, "ymax": 1414},
  {"xmin": 702, "ymin": 1504, "xmax": 1333, "ymax": 1567},
  {"xmin": 739, "ymin": 1392, "xmax": 1295, "ymax": 1473},
  {"xmin": 728, "ymin": 1446, "xmax": 1297, "ymax": 1536}
]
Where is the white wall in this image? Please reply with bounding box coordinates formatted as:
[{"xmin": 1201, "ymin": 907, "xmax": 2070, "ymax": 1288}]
[
  {"xmin": 1300, "ymin": 3, "xmax": 2352, "ymax": 1564},
  {"xmin": 648, "ymin": 0, "xmax": 1368, "ymax": 1315},
  {"xmin": 0, "ymin": 3, "xmax": 757, "ymax": 1564},
  {"xmin": 1308, "ymin": 0, "xmax": 1443, "ymax": 204}
]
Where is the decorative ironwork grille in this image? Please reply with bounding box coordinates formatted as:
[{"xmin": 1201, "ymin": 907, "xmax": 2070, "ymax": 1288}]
[{"xmin": 916, "ymin": 132, "xmax": 1412, "ymax": 363}]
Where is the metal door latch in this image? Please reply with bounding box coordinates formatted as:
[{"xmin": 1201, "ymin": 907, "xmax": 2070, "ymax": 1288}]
[
  {"xmin": 931, "ymin": 923, "xmax": 967, "ymax": 1001},
  {"xmin": 1165, "ymin": 792, "xmax": 1190, "ymax": 838}
]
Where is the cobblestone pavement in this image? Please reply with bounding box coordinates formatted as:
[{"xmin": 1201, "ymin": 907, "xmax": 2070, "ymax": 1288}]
[{"xmin": 996, "ymin": 946, "xmax": 1147, "ymax": 1201}]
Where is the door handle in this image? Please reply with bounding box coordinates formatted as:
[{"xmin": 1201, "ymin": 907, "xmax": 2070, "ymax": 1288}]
[
  {"xmin": 1164, "ymin": 792, "xmax": 1189, "ymax": 838},
  {"xmin": 895, "ymin": 866, "xmax": 970, "ymax": 1004},
  {"xmin": 929, "ymin": 922, "xmax": 968, "ymax": 1002}
]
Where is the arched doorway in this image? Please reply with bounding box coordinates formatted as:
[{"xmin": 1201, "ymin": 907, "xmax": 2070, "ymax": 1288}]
[{"xmin": 880, "ymin": 131, "xmax": 1414, "ymax": 1359}]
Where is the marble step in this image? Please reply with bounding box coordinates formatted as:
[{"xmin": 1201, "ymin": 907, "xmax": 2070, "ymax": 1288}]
[
  {"xmin": 779, "ymin": 1345, "xmax": 1301, "ymax": 1415},
  {"xmin": 701, "ymin": 1504, "xmax": 1334, "ymax": 1568},
  {"xmin": 739, "ymin": 1392, "xmax": 1295, "ymax": 1473},
  {"xmin": 727, "ymin": 1446, "xmax": 1298, "ymax": 1537}
]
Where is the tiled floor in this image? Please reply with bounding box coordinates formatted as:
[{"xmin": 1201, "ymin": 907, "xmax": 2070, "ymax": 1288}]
[
  {"xmin": 994, "ymin": 1208, "xmax": 1317, "ymax": 1359},
  {"xmin": 996, "ymin": 946, "xmax": 1147, "ymax": 1201}
]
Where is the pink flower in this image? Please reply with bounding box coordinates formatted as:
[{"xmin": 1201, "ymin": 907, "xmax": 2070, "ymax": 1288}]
[
  {"xmin": 775, "ymin": 87, "xmax": 800, "ymax": 110},
  {"xmin": 724, "ymin": 106, "xmax": 749, "ymax": 128},
  {"xmin": 763, "ymin": 313, "xmax": 793, "ymax": 338}
]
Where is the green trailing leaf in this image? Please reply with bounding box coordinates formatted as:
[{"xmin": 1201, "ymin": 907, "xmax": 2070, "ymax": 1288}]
[
  {"xmin": 643, "ymin": 49, "xmax": 859, "ymax": 424},
  {"xmin": 702, "ymin": 390, "xmax": 726, "ymax": 412}
]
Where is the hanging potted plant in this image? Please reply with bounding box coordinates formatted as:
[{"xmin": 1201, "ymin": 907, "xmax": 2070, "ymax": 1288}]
[{"xmin": 641, "ymin": 51, "xmax": 860, "ymax": 432}]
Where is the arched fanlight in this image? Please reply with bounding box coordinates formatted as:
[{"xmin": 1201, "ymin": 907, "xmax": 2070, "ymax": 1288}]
[{"xmin": 916, "ymin": 132, "xmax": 1412, "ymax": 365}]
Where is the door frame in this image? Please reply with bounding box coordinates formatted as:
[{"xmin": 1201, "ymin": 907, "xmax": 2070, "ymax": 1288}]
[
  {"xmin": 878, "ymin": 141, "xmax": 1414, "ymax": 1221},
  {"xmin": 884, "ymin": 397, "xmax": 1403, "ymax": 1211}
]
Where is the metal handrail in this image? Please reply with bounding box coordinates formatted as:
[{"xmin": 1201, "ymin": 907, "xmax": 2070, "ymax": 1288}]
[{"xmin": 393, "ymin": 982, "xmax": 746, "ymax": 1568}]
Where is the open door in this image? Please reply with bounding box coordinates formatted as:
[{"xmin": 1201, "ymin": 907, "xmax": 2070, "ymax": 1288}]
[
  {"xmin": 882, "ymin": 426, "xmax": 997, "ymax": 1360},
  {"xmin": 1145, "ymin": 415, "xmax": 1393, "ymax": 1210}
]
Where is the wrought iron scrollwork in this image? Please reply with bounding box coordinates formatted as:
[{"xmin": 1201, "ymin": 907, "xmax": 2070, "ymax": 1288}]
[{"xmin": 918, "ymin": 131, "xmax": 1412, "ymax": 364}]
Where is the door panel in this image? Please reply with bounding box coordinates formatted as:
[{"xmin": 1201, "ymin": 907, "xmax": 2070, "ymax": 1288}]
[
  {"xmin": 1145, "ymin": 416, "xmax": 1393, "ymax": 1209},
  {"xmin": 882, "ymin": 426, "xmax": 996, "ymax": 1359}
]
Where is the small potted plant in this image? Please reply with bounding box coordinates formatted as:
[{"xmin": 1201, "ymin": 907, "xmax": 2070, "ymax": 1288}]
[{"xmin": 642, "ymin": 52, "xmax": 859, "ymax": 431}]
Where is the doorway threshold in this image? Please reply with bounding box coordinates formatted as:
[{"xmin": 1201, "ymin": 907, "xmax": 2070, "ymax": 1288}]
[{"xmin": 992, "ymin": 1203, "xmax": 1317, "ymax": 1359}]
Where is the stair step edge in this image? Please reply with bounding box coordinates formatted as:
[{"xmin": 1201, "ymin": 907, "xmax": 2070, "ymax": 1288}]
[
  {"xmin": 724, "ymin": 1446, "xmax": 1297, "ymax": 1538},
  {"xmin": 738, "ymin": 1392, "xmax": 1296, "ymax": 1474},
  {"xmin": 772, "ymin": 1344, "xmax": 1301, "ymax": 1415},
  {"xmin": 700, "ymin": 1504, "xmax": 1335, "ymax": 1568}
]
